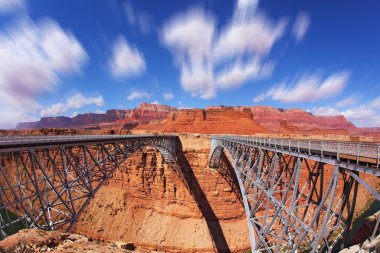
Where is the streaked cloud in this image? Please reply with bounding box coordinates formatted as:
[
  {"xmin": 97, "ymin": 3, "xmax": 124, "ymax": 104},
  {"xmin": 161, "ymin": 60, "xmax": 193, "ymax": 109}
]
[
  {"xmin": 253, "ymin": 71, "xmax": 349, "ymax": 103},
  {"xmin": 0, "ymin": 0, "xmax": 25, "ymax": 14},
  {"xmin": 162, "ymin": 92, "xmax": 174, "ymax": 100},
  {"xmin": 310, "ymin": 106, "xmax": 340, "ymax": 116},
  {"xmin": 216, "ymin": 59, "xmax": 274, "ymax": 89},
  {"xmin": 292, "ymin": 12, "xmax": 311, "ymax": 42},
  {"xmin": 126, "ymin": 91, "xmax": 151, "ymax": 101},
  {"xmin": 0, "ymin": 17, "xmax": 88, "ymax": 128},
  {"xmin": 336, "ymin": 95, "xmax": 360, "ymax": 108},
  {"xmin": 124, "ymin": 2, "xmax": 152, "ymax": 34},
  {"xmin": 162, "ymin": 8, "xmax": 216, "ymax": 98},
  {"xmin": 108, "ymin": 36, "xmax": 146, "ymax": 79},
  {"xmin": 214, "ymin": 13, "xmax": 286, "ymax": 62},
  {"xmin": 161, "ymin": 1, "xmax": 283, "ymax": 99},
  {"xmin": 40, "ymin": 93, "xmax": 104, "ymax": 117}
]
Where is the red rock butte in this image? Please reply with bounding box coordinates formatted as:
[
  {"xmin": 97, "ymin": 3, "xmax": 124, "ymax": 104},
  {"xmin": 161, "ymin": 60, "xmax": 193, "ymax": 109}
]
[{"xmin": 15, "ymin": 103, "xmax": 380, "ymax": 140}]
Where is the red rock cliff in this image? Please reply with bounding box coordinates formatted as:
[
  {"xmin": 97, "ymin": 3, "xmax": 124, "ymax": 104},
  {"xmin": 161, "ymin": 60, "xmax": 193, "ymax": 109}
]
[
  {"xmin": 16, "ymin": 103, "xmax": 177, "ymax": 130},
  {"xmin": 16, "ymin": 103, "xmax": 359, "ymax": 135}
]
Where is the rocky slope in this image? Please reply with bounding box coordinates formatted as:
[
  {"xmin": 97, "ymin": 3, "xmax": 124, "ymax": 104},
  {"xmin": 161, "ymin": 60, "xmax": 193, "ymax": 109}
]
[{"xmin": 0, "ymin": 228, "xmax": 140, "ymax": 253}]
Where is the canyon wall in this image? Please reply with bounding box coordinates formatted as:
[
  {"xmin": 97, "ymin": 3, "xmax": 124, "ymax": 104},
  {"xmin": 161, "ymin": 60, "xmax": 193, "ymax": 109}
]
[{"xmin": 73, "ymin": 135, "xmax": 250, "ymax": 252}]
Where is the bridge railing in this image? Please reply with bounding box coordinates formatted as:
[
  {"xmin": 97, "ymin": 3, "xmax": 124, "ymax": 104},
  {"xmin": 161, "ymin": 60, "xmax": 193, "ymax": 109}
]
[
  {"xmin": 212, "ymin": 135, "xmax": 380, "ymax": 168},
  {"xmin": 0, "ymin": 134, "xmax": 177, "ymax": 147}
]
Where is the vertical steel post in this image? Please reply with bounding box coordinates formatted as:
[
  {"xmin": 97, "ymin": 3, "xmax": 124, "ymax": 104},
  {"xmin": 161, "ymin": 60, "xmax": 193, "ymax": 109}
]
[
  {"xmin": 337, "ymin": 143, "xmax": 340, "ymax": 160},
  {"xmin": 357, "ymin": 144, "xmax": 360, "ymax": 165},
  {"xmin": 308, "ymin": 140, "xmax": 311, "ymax": 155},
  {"xmin": 321, "ymin": 141, "xmax": 324, "ymax": 157}
]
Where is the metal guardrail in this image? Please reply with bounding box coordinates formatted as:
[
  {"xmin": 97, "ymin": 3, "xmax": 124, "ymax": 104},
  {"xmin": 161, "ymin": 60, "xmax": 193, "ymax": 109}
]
[
  {"xmin": 0, "ymin": 134, "xmax": 178, "ymax": 148},
  {"xmin": 211, "ymin": 135, "xmax": 380, "ymax": 168}
]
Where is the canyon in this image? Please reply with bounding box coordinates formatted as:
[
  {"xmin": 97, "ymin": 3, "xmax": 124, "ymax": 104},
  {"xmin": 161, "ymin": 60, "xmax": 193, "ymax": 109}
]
[
  {"xmin": 2, "ymin": 103, "xmax": 379, "ymax": 252},
  {"xmin": 73, "ymin": 135, "xmax": 250, "ymax": 252}
]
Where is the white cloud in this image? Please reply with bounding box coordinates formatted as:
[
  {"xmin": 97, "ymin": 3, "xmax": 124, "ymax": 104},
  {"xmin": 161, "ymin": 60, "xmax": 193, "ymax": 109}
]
[
  {"xmin": 292, "ymin": 12, "xmax": 311, "ymax": 42},
  {"xmin": 40, "ymin": 93, "xmax": 104, "ymax": 117},
  {"xmin": 162, "ymin": 92, "xmax": 174, "ymax": 100},
  {"xmin": 0, "ymin": 110, "xmax": 38, "ymax": 129},
  {"xmin": 162, "ymin": 8, "xmax": 215, "ymax": 98},
  {"xmin": 237, "ymin": 0, "xmax": 259, "ymax": 10},
  {"xmin": 336, "ymin": 95, "xmax": 359, "ymax": 108},
  {"xmin": 310, "ymin": 106, "xmax": 340, "ymax": 116},
  {"xmin": 253, "ymin": 71, "xmax": 349, "ymax": 103},
  {"xmin": 341, "ymin": 106, "xmax": 380, "ymax": 127},
  {"xmin": 108, "ymin": 36, "xmax": 146, "ymax": 79},
  {"xmin": 369, "ymin": 96, "xmax": 380, "ymax": 109},
  {"xmin": 309, "ymin": 95, "xmax": 380, "ymax": 127},
  {"xmin": 214, "ymin": 13, "xmax": 286, "ymax": 62},
  {"xmin": 126, "ymin": 91, "xmax": 151, "ymax": 101},
  {"xmin": 0, "ymin": 0, "xmax": 24, "ymax": 14},
  {"xmin": 0, "ymin": 18, "xmax": 88, "ymax": 128},
  {"xmin": 151, "ymin": 101, "xmax": 160, "ymax": 105},
  {"xmin": 216, "ymin": 59, "xmax": 274, "ymax": 89},
  {"xmin": 0, "ymin": 19, "xmax": 88, "ymax": 111},
  {"xmin": 161, "ymin": 3, "xmax": 283, "ymax": 99}
]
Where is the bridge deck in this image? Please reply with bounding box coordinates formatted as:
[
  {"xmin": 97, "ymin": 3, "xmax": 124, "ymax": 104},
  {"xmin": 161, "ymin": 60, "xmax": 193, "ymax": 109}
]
[
  {"xmin": 212, "ymin": 135, "xmax": 380, "ymax": 174},
  {"xmin": 0, "ymin": 135, "xmax": 178, "ymax": 152}
]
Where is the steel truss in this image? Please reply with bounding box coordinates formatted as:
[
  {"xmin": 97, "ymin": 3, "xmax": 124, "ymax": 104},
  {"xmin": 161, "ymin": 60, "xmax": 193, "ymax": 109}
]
[
  {"xmin": 0, "ymin": 135, "xmax": 177, "ymax": 239},
  {"xmin": 210, "ymin": 136, "xmax": 380, "ymax": 253}
]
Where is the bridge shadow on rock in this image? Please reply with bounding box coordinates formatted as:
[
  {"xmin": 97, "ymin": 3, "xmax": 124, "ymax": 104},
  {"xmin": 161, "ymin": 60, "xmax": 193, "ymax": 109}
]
[
  {"xmin": 217, "ymin": 153, "xmax": 243, "ymax": 206},
  {"xmin": 174, "ymin": 139, "xmax": 231, "ymax": 253}
]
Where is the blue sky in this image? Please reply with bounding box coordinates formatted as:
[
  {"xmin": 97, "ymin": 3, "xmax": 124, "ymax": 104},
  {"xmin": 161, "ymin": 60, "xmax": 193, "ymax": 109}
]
[{"xmin": 0, "ymin": 0, "xmax": 380, "ymax": 128}]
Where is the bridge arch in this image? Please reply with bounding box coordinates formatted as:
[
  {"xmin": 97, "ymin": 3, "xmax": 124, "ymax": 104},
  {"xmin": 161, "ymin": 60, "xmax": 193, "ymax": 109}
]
[
  {"xmin": 209, "ymin": 139, "xmax": 257, "ymax": 250},
  {"xmin": 0, "ymin": 135, "xmax": 178, "ymax": 238},
  {"xmin": 208, "ymin": 136, "xmax": 376, "ymax": 253}
]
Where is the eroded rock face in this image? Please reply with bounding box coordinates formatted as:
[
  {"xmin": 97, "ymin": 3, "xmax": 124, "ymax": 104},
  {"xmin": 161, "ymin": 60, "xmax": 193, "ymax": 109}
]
[
  {"xmin": 16, "ymin": 103, "xmax": 359, "ymax": 135},
  {"xmin": 138, "ymin": 105, "xmax": 357, "ymax": 135},
  {"xmin": 251, "ymin": 106, "xmax": 356, "ymax": 132},
  {"xmin": 73, "ymin": 135, "xmax": 250, "ymax": 252},
  {"xmin": 16, "ymin": 103, "xmax": 177, "ymax": 130}
]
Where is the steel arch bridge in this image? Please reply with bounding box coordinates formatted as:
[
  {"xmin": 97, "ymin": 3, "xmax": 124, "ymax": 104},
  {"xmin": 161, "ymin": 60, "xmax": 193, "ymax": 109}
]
[
  {"xmin": 209, "ymin": 135, "xmax": 380, "ymax": 253},
  {"xmin": 0, "ymin": 135, "xmax": 177, "ymax": 239}
]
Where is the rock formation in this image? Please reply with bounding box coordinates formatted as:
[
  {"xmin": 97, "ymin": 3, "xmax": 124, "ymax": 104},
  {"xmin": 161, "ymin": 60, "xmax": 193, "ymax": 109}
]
[
  {"xmin": 16, "ymin": 103, "xmax": 362, "ymax": 136},
  {"xmin": 0, "ymin": 228, "xmax": 138, "ymax": 253},
  {"xmin": 16, "ymin": 103, "xmax": 177, "ymax": 130}
]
